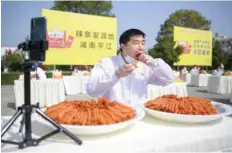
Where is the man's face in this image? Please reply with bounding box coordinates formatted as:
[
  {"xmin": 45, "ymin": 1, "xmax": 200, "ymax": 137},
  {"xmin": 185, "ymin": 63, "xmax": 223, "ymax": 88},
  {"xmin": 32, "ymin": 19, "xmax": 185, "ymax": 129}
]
[{"xmin": 121, "ymin": 35, "xmax": 146, "ymax": 60}]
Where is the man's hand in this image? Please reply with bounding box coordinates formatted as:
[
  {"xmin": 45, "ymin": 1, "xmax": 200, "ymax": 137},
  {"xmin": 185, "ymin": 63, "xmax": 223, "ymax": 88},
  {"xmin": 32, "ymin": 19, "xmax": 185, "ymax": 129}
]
[
  {"xmin": 138, "ymin": 54, "xmax": 154, "ymax": 64},
  {"xmin": 35, "ymin": 74, "xmax": 40, "ymax": 79},
  {"xmin": 31, "ymin": 74, "xmax": 36, "ymax": 79},
  {"xmin": 138, "ymin": 54, "xmax": 158, "ymax": 67},
  {"xmin": 31, "ymin": 74, "xmax": 40, "ymax": 79},
  {"xmin": 116, "ymin": 64, "xmax": 135, "ymax": 78}
]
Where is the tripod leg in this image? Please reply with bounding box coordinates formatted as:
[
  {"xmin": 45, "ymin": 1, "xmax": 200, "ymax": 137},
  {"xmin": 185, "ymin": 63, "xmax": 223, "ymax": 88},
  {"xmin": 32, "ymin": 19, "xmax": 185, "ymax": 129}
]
[
  {"xmin": 1, "ymin": 110, "xmax": 22, "ymax": 137},
  {"xmin": 35, "ymin": 108, "xmax": 82, "ymax": 145},
  {"xmin": 19, "ymin": 114, "xmax": 25, "ymax": 133}
]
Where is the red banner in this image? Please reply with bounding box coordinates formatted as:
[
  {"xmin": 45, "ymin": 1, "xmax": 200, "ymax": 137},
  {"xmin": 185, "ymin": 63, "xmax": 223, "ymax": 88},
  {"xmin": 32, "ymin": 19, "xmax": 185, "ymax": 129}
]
[{"xmin": 46, "ymin": 30, "xmax": 66, "ymax": 48}]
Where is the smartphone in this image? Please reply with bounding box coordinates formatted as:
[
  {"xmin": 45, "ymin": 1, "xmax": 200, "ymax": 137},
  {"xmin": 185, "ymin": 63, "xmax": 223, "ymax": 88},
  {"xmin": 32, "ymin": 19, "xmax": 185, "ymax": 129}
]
[{"xmin": 30, "ymin": 17, "xmax": 48, "ymax": 61}]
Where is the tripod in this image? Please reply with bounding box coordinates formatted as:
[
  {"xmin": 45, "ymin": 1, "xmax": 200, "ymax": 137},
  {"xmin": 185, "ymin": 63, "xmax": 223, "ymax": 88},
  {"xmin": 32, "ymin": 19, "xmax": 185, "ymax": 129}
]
[{"xmin": 1, "ymin": 59, "xmax": 83, "ymax": 149}]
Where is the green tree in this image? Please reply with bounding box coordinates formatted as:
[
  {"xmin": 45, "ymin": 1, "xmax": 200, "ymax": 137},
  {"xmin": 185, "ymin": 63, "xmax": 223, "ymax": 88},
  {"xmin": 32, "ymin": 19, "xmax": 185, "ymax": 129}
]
[
  {"xmin": 225, "ymin": 54, "xmax": 232, "ymax": 70},
  {"xmin": 149, "ymin": 37, "xmax": 183, "ymax": 66},
  {"xmin": 222, "ymin": 52, "xmax": 230, "ymax": 69},
  {"xmin": 2, "ymin": 51, "xmax": 24, "ymax": 72},
  {"xmin": 149, "ymin": 9, "xmax": 211, "ymax": 66},
  {"xmin": 212, "ymin": 40, "xmax": 229, "ymax": 69},
  {"xmin": 51, "ymin": 1, "xmax": 114, "ymax": 17}
]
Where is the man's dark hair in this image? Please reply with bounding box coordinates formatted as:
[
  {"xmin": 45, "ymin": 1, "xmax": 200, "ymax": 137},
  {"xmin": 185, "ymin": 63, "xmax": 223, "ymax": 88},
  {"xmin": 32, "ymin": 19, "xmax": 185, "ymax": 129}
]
[{"xmin": 119, "ymin": 29, "xmax": 145, "ymax": 52}]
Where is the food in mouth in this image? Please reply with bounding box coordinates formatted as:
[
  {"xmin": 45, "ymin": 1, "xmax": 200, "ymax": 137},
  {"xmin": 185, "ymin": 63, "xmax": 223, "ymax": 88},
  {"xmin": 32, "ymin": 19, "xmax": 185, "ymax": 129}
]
[{"xmin": 135, "ymin": 53, "xmax": 141, "ymax": 60}]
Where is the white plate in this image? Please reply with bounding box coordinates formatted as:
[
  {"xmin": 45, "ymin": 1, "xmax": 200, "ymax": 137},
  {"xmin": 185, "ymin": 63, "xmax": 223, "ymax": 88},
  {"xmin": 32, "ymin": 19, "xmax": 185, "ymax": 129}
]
[
  {"xmin": 36, "ymin": 107, "xmax": 145, "ymax": 136},
  {"xmin": 142, "ymin": 101, "xmax": 232, "ymax": 124}
]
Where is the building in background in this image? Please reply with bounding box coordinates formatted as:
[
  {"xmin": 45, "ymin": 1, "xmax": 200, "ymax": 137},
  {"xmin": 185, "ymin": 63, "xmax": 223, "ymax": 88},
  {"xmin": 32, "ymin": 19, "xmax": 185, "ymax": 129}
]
[{"xmin": 214, "ymin": 35, "xmax": 232, "ymax": 53}]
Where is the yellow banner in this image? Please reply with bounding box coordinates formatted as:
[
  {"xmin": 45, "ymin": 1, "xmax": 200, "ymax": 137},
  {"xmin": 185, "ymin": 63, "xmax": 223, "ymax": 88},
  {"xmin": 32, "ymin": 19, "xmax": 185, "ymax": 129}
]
[
  {"xmin": 42, "ymin": 9, "xmax": 117, "ymax": 65},
  {"xmin": 174, "ymin": 26, "xmax": 212, "ymax": 66}
]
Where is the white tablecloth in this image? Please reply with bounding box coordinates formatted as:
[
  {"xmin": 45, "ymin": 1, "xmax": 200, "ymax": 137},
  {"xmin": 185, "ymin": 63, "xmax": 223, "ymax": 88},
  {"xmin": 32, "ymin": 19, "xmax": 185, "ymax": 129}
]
[
  {"xmin": 81, "ymin": 77, "xmax": 89, "ymax": 94},
  {"xmin": 63, "ymin": 76, "xmax": 89, "ymax": 95},
  {"xmin": 189, "ymin": 74, "xmax": 211, "ymax": 87},
  {"xmin": 207, "ymin": 76, "xmax": 232, "ymax": 94},
  {"xmin": 147, "ymin": 82, "xmax": 188, "ymax": 100},
  {"xmin": 182, "ymin": 73, "xmax": 191, "ymax": 84},
  {"xmin": 14, "ymin": 79, "xmax": 65, "ymax": 108},
  {"xmin": 18, "ymin": 75, "xmax": 24, "ymax": 80},
  {"xmin": 1, "ymin": 115, "xmax": 232, "ymax": 152}
]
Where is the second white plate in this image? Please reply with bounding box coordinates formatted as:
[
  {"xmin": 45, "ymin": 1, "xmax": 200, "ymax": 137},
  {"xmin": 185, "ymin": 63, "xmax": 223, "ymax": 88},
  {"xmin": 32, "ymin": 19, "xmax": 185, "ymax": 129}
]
[{"xmin": 141, "ymin": 101, "xmax": 232, "ymax": 124}]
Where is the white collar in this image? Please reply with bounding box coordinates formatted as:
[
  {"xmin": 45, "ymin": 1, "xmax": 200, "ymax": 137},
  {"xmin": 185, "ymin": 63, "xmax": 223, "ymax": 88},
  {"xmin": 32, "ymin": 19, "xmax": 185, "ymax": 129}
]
[{"xmin": 114, "ymin": 52, "xmax": 127, "ymax": 67}]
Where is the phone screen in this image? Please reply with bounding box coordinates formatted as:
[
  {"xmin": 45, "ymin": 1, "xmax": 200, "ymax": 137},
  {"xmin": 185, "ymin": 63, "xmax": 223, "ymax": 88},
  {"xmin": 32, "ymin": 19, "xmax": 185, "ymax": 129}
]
[
  {"xmin": 30, "ymin": 17, "xmax": 47, "ymax": 41},
  {"xmin": 30, "ymin": 17, "xmax": 47, "ymax": 61}
]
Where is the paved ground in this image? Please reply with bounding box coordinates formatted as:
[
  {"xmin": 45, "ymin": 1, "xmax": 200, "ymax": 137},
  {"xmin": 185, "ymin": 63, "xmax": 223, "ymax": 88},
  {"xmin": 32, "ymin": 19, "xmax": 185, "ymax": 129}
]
[{"xmin": 1, "ymin": 85, "xmax": 232, "ymax": 116}]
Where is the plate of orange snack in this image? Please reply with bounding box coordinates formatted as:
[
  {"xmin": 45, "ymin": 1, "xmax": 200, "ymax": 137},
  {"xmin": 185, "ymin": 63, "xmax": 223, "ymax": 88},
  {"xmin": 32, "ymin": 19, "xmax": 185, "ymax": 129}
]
[
  {"xmin": 37, "ymin": 97, "xmax": 145, "ymax": 135},
  {"xmin": 142, "ymin": 95, "xmax": 232, "ymax": 123}
]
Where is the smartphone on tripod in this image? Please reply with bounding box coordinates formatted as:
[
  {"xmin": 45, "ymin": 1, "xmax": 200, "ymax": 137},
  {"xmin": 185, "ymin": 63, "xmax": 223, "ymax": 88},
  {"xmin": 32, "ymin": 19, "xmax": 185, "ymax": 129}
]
[{"xmin": 30, "ymin": 17, "xmax": 47, "ymax": 61}]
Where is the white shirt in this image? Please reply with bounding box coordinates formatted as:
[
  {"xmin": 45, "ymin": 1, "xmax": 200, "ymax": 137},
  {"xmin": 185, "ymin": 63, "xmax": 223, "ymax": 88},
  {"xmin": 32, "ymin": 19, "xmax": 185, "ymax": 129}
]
[
  {"xmin": 218, "ymin": 68, "xmax": 224, "ymax": 76},
  {"xmin": 31, "ymin": 67, "xmax": 47, "ymax": 80},
  {"xmin": 212, "ymin": 69, "xmax": 224, "ymax": 76},
  {"xmin": 190, "ymin": 68, "xmax": 198, "ymax": 75},
  {"xmin": 72, "ymin": 69, "xmax": 81, "ymax": 76},
  {"xmin": 86, "ymin": 53, "xmax": 175, "ymax": 106},
  {"xmin": 181, "ymin": 69, "xmax": 188, "ymax": 75},
  {"xmin": 212, "ymin": 70, "xmax": 219, "ymax": 76}
]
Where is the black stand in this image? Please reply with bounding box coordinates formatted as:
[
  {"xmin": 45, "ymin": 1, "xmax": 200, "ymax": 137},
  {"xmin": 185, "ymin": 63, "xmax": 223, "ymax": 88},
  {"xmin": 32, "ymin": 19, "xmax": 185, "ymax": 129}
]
[{"xmin": 1, "ymin": 60, "xmax": 82, "ymax": 149}]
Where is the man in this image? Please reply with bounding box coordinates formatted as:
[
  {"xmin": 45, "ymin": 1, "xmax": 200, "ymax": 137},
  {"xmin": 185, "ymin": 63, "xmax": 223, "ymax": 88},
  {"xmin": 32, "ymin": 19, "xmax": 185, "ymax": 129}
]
[
  {"xmin": 181, "ymin": 66, "xmax": 188, "ymax": 75},
  {"xmin": 212, "ymin": 64, "xmax": 224, "ymax": 76},
  {"xmin": 31, "ymin": 63, "xmax": 47, "ymax": 80},
  {"xmin": 218, "ymin": 63, "xmax": 224, "ymax": 76},
  {"xmin": 190, "ymin": 65, "xmax": 199, "ymax": 75},
  {"xmin": 86, "ymin": 29, "xmax": 175, "ymax": 105},
  {"xmin": 212, "ymin": 68, "xmax": 220, "ymax": 76},
  {"xmin": 72, "ymin": 66, "xmax": 81, "ymax": 76}
]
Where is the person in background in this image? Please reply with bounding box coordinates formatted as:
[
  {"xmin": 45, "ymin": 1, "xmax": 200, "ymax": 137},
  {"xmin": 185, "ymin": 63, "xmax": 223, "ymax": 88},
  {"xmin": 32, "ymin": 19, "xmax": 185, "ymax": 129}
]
[
  {"xmin": 72, "ymin": 66, "xmax": 80, "ymax": 76},
  {"xmin": 200, "ymin": 69, "xmax": 207, "ymax": 74},
  {"xmin": 218, "ymin": 63, "xmax": 224, "ymax": 76},
  {"xmin": 212, "ymin": 64, "xmax": 224, "ymax": 76},
  {"xmin": 181, "ymin": 66, "xmax": 188, "ymax": 75},
  {"xmin": 31, "ymin": 63, "xmax": 47, "ymax": 80},
  {"xmin": 197, "ymin": 66, "xmax": 201, "ymax": 74},
  {"xmin": 86, "ymin": 28, "xmax": 175, "ymax": 106},
  {"xmin": 190, "ymin": 65, "xmax": 198, "ymax": 75},
  {"xmin": 212, "ymin": 68, "xmax": 219, "ymax": 76}
]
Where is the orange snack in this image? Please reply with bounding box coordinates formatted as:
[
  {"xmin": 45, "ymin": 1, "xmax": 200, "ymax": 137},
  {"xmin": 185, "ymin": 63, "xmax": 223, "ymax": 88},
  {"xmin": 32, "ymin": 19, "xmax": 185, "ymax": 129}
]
[
  {"xmin": 144, "ymin": 94, "xmax": 217, "ymax": 115},
  {"xmin": 45, "ymin": 98, "xmax": 136, "ymax": 126}
]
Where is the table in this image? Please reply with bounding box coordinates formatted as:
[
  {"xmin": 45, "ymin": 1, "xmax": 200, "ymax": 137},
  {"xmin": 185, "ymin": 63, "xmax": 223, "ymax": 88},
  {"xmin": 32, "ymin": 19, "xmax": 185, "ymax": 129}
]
[
  {"xmin": 1, "ymin": 115, "xmax": 232, "ymax": 152},
  {"xmin": 207, "ymin": 76, "xmax": 232, "ymax": 94},
  {"xmin": 18, "ymin": 75, "xmax": 24, "ymax": 80},
  {"xmin": 189, "ymin": 74, "xmax": 211, "ymax": 87},
  {"xmin": 63, "ymin": 76, "xmax": 89, "ymax": 95},
  {"xmin": 63, "ymin": 76, "xmax": 82, "ymax": 95},
  {"xmin": 147, "ymin": 82, "xmax": 188, "ymax": 100},
  {"xmin": 81, "ymin": 76, "xmax": 89, "ymax": 94},
  {"xmin": 14, "ymin": 79, "xmax": 65, "ymax": 108}
]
